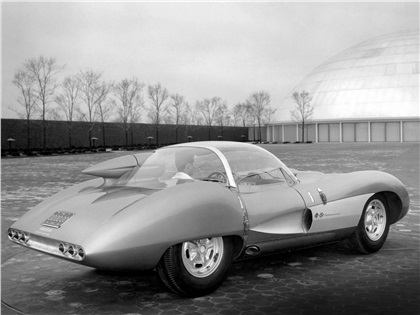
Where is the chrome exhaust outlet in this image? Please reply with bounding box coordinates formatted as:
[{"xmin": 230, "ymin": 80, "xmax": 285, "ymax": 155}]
[
  {"xmin": 23, "ymin": 233, "xmax": 30, "ymax": 243},
  {"xmin": 245, "ymin": 245, "xmax": 260, "ymax": 256},
  {"xmin": 78, "ymin": 248, "xmax": 85, "ymax": 259},
  {"xmin": 59, "ymin": 243, "xmax": 68, "ymax": 254},
  {"xmin": 68, "ymin": 245, "xmax": 76, "ymax": 256}
]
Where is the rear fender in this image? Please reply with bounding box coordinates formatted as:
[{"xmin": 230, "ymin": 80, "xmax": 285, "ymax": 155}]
[
  {"xmin": 11, "ymin": 178, "xmax": 104, "ymax": 232},
  {"xmin": 82, "ymin": 181, "xmax": 244, "ymax": 270}
]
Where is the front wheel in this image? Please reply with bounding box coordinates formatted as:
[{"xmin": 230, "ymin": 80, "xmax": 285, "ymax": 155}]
[
  {"xmin": 348, "ymin": 194, "xmax": 390, "ymax": 254},
  {"xmin": 157, "ymin": 237, "xmax": 234, "ymax": 297}
]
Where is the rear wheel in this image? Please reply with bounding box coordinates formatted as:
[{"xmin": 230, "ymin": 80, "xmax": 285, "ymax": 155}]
[
  {"xmin": 157, "ymin": 237, "xmax": 234, "ymax": 297},
  {"xmin": 348, "ymin": 194, "xmax": 390, "ymax": 254}
]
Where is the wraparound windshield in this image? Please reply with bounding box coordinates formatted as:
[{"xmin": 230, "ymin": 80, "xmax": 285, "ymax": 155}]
[{"xmin": 218, "ymin": 146, "xmax": 296, "ymax": 188}]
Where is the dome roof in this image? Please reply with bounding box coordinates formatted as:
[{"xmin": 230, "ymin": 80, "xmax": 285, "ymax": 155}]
[{"xmin": 278, "ymin": 29, "xmax": 419, "ymax": 121}]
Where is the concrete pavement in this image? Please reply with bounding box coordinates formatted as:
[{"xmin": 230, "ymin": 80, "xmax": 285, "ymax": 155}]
[{"xmin": 2, "ymin": 143, "xmax": 419, "ymax": 314}]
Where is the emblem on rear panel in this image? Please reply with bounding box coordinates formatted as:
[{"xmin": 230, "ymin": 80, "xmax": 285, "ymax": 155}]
[{"xmin": 42, "ymin": 211, "xmax": 74, "ymax": 229}]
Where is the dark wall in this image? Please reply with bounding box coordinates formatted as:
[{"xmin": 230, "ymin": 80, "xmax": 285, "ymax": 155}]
[{"xmin": 1, "ymin": 119, "xmax": 249, "ymax": 150}]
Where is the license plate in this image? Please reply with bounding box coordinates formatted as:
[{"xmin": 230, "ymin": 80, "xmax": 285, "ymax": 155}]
[{"xmin": 42, "ymin": 211, "xmax": 74, "ymax": 229}]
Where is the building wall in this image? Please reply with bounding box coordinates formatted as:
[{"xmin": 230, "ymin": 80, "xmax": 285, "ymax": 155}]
[
  {"xmin": 265, "ymin": 118, "xmax": 420, "ymax": 143},
  {"xmin": 248, "ymin": 126, "xmax": 267, "ymax": 142},
  {"xmin": 404, "ymin": 121, "xmax": 420, "ymax": 142}
]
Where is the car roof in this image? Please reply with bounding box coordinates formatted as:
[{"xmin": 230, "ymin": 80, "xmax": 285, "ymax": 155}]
[{"xmin": 169, "ymin": 141, "xmax": 256, "ymax": 151}]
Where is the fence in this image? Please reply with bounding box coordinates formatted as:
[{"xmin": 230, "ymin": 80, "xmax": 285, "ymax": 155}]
[{"xmin": 1, "ymin": 119, "xmax": 249, "ymax": 151}]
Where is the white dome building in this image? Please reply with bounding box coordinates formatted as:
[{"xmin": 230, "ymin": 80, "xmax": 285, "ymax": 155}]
[{"xmin": 264, "ymin": 29, "xmax": 419, "ymax": 143}]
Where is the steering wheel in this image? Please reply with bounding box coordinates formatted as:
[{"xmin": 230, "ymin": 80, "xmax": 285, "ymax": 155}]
[
  {"xmin": 207, "ymin": 172, "xmax": 227, "ymax": 184},
  {"xmin": 237, "ymin": 172, "xmax": 262, "ymax": 185},
  {"xmin": 247, "ymin": 172, "xmax": 262, "ymax": 178}
]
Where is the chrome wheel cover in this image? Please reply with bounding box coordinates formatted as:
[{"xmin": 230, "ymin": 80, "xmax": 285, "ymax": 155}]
[
  {"xmin": 181, "ymin": 237, "xmax": 224, "ymax": 278},
  {"xmin": 364, "ymin": 199, "xmax": 387, "ymax": 241}
]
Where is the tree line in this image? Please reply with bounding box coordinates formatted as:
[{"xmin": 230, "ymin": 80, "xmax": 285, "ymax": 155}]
[{"xmin": 12, "ymin": 55, "xmax": 313, "ymax": 149}]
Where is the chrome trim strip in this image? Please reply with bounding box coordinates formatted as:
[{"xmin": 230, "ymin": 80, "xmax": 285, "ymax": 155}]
[
  {"xmin": 308, "ymin": 192, "xmax": 315, "ymax": 203},
  {"xmin": 208, "ymin": 146, "xmax": 237, "ymax": 189}
]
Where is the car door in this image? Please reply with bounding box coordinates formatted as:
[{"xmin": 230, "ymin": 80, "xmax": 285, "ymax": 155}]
[{"xmin": 237, "ymin": 178, "xmax": 307, "ymax": 244}]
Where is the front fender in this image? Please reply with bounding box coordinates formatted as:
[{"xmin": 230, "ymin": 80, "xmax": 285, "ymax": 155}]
[
  {"xmin": 294, "ymin": 170, "xmax": 409, "ymax": 225},
  {"xmin": 327, "ymin": 171, "xmax": 409, "ymax": 223}
]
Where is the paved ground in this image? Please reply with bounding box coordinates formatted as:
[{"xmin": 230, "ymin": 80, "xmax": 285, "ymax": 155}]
[{"xmin": 2, "ymin": 143, "xmax": 419, "ymax": 315}]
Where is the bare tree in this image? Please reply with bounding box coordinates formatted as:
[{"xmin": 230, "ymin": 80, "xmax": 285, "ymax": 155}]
[
  {"xmin": 215, "ymin": 102, "xmax": 230, "ymax": 139},
  {"xmin": 77, "ymin": 69, "xmax": 108, "ymax": 147},
  {"xmin": 196, "ymin": 97, "xmax": 222, "ymax": 140},
  {"xmin": 55, "ymin": 75, "xmax": 80, "ymax": 148},
  {"xmin": 264, "ymin": 106, "xmax": 277, "ymax": 124},
  {"xmin": 232, "ymin": 103, "xmax": 242, "ymax": 127},
  {"xmin": 24, "ymin": 56, "xmax": 65, "ymax": 149},
  {"xmin": 170, "ymin": 93, "xmax": 187, "ymax": 143},
  {"xmin": 232, "ymin": 102, "xmax": 252, "ymax": 127},
  {"xmin": 96, "ymin": 102, "xmax": 113, "ymax": 148},
  {"xmin": 291, "ymin": 91, "xmax": 314, "ymax": 143},
  {"xmin": 249, "ymin": 108, "xmax": 258, "ymax": 142},
  {"xmin": 187, "ymin": 102, "xmax": 203, "ymax": 126},
  {"xmin": 184, "ymin": 102, "xmax": 202, "ymax": 140},
  {"xmin": 113, "ymin": 78, "xmax": 144, "ymax": 146},
  {"xmin": 162, "ymin": 115, "xmax": 174, "ymax": 125},
  {"xmin": 95, "ymin": 81, "xmax": 113, "ymax": 147},
  {"xmin": 247, "ymin": 91, "xmax": 271, "ymax": 142},
  {"xmin": 12, "ymin": 70, "xmax": 39, "ymax": 148},
  {"xmin": 180, "ymin": 103, "xmax": 190, "ymax": 126},
  {"xmin": 147, "ymin": 82, "xmax": 169, "ymax": 147}
]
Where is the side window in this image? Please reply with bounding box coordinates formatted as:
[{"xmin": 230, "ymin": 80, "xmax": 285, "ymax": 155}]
[
  {"xmin": 132, "ymin": 147, "xmax": 227, "ymax": 184},
  {"xmin": 224, "ymin": 150, "xmax": 287, "ymax": 187}
]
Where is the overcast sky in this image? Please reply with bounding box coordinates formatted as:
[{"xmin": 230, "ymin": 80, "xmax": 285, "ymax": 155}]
[{"xmin": 1, "ymin": 1, "xmax": 419, "ymax": 121}]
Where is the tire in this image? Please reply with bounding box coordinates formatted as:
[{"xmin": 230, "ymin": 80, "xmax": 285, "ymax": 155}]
[
  {"xmin": 156, "ymin": 236, "xmax": 234, "ymax": 297},
  {"xmin": 348, "ymin": 194, "xmax": 390, "ymax": 254}
]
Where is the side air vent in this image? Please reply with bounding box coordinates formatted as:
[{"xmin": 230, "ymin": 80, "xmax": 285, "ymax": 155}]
[{"xmin": 302, "ymin": 208, "xmax": 313, "ymax": 232}]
